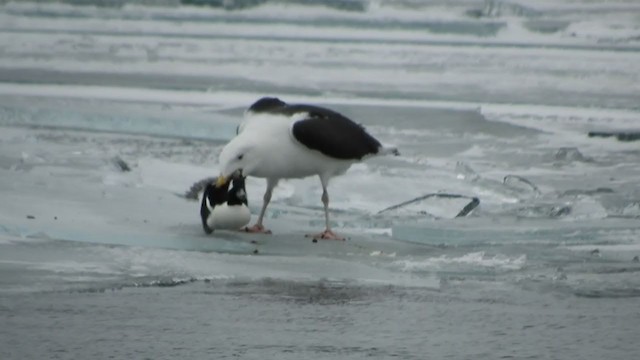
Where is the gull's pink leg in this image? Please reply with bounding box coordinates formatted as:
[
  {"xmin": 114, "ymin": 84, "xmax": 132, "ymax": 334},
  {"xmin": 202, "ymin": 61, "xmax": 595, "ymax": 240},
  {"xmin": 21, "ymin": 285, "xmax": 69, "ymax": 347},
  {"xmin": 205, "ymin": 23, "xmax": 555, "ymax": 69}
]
[
  {"xmin": 306, "ymin": 181, "xmax": 345, "ymax": 241},
  {"xmin": 242, "ymin": 178, "xmax": 276, "ymax": 234},
  {"xmin": 243, "ymin": 223, "xmax": 271, "ymax": 234}
]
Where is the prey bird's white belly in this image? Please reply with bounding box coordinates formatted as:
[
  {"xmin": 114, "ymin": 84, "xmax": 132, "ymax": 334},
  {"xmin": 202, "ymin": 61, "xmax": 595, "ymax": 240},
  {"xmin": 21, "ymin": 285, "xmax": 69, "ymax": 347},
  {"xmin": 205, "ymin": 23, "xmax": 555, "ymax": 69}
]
[{"xmin": 207, "ymin": 204, "xmax": 251, "ymax": 230}]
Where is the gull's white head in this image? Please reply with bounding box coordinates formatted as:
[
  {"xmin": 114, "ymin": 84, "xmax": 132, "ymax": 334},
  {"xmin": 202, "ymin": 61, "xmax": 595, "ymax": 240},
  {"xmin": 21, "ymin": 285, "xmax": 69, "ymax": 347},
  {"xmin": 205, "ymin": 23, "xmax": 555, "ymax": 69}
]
[{"xmin": 216, "ymin": 135, "xmax": 261, "ymax": 187}]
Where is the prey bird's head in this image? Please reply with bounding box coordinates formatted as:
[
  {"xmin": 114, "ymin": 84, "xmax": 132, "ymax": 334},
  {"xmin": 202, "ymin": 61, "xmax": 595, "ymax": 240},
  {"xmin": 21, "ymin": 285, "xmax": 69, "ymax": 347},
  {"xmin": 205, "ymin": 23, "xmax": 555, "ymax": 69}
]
[{"xmin": 227, "ymin": 176, "xmax": 248, "ymax": 206}]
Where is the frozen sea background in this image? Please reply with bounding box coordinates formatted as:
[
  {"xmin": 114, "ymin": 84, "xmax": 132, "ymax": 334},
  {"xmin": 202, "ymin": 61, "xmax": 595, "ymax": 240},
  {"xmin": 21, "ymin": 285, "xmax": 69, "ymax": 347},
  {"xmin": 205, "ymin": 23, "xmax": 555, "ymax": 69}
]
[{"xmin": 1, "ymin": 0, "xmax": 640, "ymax": 358}]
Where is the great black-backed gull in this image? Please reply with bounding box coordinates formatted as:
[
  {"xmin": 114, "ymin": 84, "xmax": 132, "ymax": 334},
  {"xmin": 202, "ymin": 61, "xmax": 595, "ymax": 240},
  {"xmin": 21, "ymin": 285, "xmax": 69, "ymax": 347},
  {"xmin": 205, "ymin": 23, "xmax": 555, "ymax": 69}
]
[
  {"xmin": 200, "ymin": 176, "xmax": 251, "ymax": 234},
  {"xmin": 215, "ymin": 97, "xmax": 399, "ymax": 240}
]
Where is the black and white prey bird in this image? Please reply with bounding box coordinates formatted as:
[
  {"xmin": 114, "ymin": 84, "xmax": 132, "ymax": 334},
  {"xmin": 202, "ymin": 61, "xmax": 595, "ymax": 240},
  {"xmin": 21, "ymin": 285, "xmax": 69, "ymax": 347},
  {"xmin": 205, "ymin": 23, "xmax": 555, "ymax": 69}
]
[
  {"xmin": 200, "ymin": 175, "xmax": 251, "ymax": 234},
  {"xmin": 214, "ymin": 97, "xmax": 399, "ymax": 240}
]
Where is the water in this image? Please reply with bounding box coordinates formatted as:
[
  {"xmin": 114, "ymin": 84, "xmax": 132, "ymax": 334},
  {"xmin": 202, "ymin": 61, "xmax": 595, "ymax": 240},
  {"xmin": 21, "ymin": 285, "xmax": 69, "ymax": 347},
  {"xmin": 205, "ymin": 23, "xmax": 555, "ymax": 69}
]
[
  {"xmin": 3, "ymin": 280, "xmax": 638, "ymax": 359},
  {"xmin": 1, "ymin": 0, "xmax": 640, "ymax": 359}
]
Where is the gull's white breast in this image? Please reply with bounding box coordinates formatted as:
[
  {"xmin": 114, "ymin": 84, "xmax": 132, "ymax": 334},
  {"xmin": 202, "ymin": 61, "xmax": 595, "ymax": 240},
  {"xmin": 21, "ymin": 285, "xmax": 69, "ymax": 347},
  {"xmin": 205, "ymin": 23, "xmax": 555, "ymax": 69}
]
[{"xmin": 241, "ymin": 112, "xmax": 354, "ymax": 179}]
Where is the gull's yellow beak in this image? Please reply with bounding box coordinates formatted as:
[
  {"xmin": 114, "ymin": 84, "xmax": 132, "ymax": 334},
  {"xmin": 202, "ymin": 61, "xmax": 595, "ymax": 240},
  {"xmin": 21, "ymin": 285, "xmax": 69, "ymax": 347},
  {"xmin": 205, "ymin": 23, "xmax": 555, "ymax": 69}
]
[{"xmin": 215, "ymin": 175, "xmax": 228, "ymax": 188}]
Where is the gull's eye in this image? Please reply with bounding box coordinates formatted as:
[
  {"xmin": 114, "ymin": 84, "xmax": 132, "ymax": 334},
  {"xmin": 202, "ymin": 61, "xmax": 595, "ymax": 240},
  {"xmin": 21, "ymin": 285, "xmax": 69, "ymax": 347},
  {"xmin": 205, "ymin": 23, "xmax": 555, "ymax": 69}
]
[{"xmin": 237, "ymin": 154, "xmax": 244, "ymax": 160}]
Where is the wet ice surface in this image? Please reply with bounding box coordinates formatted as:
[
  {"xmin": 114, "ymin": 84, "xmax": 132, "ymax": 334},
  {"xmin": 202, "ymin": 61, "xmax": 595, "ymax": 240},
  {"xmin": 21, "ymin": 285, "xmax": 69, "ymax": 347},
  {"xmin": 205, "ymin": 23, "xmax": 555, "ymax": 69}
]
[{"xmin": 1, "ymin": 0, "xmax": 640, "ymax": 359}]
